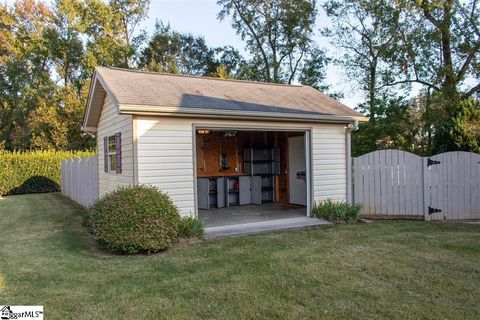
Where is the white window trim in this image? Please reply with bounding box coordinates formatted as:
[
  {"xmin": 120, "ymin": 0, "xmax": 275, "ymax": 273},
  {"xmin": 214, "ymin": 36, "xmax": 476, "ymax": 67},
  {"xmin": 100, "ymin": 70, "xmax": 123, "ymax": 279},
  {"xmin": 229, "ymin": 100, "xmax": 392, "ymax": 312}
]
[{"xmin": 107, "ymin": 135, "xmax": 117, "ymax": 174}]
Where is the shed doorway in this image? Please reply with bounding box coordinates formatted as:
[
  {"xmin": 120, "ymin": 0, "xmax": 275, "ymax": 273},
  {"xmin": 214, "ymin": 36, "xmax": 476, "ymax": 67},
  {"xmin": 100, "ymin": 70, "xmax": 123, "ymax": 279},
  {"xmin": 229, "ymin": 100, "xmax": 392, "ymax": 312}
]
[{"xmin": 195, "ymin": 128, "xmax": 309, "ymax": 227}]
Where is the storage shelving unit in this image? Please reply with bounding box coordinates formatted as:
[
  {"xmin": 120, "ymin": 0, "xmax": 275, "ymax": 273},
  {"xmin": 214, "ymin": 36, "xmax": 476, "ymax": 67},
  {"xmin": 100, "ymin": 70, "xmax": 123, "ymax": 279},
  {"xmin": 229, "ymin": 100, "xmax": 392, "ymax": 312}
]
[
  {"xmin": 244, "ymin": 147, "xmax": 280, "ymax": 204},
  {"xmin": 225, "ymin": 176, "xmax": 240, "ymax": 206},
  {"xmin": 197, "ymin": 177, "xmax": 225, "ymax": 209},
  {"xmin": 198, "ymin": 176, "xmax": 251, "ymax": 209}
]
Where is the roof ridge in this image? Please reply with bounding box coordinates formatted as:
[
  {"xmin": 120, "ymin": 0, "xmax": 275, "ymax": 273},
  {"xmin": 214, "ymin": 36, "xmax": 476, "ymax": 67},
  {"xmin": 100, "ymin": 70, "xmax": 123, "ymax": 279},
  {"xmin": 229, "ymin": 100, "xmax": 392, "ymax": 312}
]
[{"xmin": 99, "ymin": 66, "xmax": 304, "ymax": 88}]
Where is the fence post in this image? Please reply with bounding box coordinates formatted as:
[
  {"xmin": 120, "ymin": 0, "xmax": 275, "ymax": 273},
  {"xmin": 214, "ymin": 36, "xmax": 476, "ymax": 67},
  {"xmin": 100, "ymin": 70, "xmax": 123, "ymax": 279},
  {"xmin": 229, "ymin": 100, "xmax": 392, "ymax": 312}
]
[
  {"xmin": 67, "ymin": 159, "xmax": 72, "ymax": 199},
  {"xmin": 93, "ymin": 155, "xmax": 99, "ymax": 204},
  {"xmin": 61, "ymin": 160, "xmax": 65, "ymax": 195},
  {"xmin": 423, "ymin": 157, "xmax": 430, "ymax": 221}
]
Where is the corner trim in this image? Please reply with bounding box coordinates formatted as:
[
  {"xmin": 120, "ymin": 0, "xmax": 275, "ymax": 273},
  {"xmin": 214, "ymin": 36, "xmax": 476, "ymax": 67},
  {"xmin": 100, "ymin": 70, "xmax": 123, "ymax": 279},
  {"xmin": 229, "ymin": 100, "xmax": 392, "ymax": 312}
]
[{"xmin": 132, "ymin": 116, "xmax": 139, "ymax": 185}]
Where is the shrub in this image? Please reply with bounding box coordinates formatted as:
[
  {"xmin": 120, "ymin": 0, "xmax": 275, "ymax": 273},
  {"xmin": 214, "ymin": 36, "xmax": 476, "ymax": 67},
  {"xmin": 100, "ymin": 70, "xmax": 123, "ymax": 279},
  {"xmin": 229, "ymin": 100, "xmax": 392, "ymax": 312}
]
[
  {"xmin": 312, "ymin": 200, "xmax": 362, "ymax": 223},
  {"xmin": 0, "ymin": 150, "xmax": 94, "ymax": 195},
  {"xmin": 178, "ymin": 216, "xmax": 205, "ymax": 239},
  {"xmin": 86, "ymin": 185, "xmax": 181, "ymax": 254}
]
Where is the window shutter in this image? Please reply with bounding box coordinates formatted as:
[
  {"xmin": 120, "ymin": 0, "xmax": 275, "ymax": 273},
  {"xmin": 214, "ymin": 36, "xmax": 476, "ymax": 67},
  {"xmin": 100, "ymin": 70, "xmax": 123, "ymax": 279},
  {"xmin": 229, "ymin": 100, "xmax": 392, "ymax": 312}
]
[
  {"xmin": 115, "ymin": 132, "xmax": 122, "ymax": 174},
  {"xmin": 103, "ymin": 136, "xmax": 108, "ymax": 173}
]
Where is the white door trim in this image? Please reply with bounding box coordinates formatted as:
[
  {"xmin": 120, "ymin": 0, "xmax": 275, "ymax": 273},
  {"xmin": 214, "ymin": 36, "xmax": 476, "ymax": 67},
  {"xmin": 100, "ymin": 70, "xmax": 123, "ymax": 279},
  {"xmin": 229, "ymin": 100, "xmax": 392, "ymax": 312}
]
[{"xmin": 192, "ymin": 124, "xmax": 313, "ymax": 218}]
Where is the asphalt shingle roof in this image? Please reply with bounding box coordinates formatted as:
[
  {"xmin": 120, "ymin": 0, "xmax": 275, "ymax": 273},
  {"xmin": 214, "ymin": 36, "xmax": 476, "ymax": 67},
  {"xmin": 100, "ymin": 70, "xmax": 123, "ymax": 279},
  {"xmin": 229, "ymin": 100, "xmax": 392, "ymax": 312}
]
[{"xmin": 95, "ymin": 67, "xmax": 361, "ymax": 118}]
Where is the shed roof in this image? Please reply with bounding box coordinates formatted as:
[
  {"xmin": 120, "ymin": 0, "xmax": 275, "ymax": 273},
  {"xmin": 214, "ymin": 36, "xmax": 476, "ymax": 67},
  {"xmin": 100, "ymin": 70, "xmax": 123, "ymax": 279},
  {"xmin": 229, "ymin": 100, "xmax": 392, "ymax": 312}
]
[{"xmin": 82, "ymin": 67, "xmax": 365, "ymax": 131}]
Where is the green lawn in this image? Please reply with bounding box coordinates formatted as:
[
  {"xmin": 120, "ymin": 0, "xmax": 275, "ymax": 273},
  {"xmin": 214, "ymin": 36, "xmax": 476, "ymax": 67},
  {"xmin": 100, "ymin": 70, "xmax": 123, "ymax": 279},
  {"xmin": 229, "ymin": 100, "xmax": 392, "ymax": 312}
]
[{"xmin": 0, "ymin": 193, "xmax": 479, "ymax": 319}]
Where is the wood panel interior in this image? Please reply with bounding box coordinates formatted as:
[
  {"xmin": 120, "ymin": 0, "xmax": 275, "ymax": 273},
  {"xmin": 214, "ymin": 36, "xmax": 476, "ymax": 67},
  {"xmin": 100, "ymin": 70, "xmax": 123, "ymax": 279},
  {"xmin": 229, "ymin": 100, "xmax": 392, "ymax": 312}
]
[{"xmin": 195, "ymin": 130, "xmax": 304, "ymax": 204}]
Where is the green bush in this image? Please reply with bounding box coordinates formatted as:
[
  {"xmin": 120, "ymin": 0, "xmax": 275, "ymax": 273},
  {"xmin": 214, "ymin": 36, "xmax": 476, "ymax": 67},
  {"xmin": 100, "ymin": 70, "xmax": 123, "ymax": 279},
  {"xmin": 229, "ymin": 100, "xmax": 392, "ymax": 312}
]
[
  {"xmin": 178, "ymin": 216, "xmax": 205, "ymax": 239},
  {"xmin": 312, "ymin": 199, "xmax": 362, "ymax": 223},
  {"xmin": 86, "ymin": 185, "xmax": 181, "ymax": 254},
  {"xmin": 0, "ymin": 150, "xmax": 94, "ymax": 196}
]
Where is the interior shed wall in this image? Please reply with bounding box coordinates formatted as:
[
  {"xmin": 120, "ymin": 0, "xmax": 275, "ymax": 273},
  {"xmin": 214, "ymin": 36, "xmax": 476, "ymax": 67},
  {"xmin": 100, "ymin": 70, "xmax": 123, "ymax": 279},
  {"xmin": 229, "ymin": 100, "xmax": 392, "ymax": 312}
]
[
  {"xmin": 195, "ymin": 131, "xmax": 300, "ymax": 204},
  {"xmin": 135, "ymin": 116, "xmax": 348, "ymax": 217}
]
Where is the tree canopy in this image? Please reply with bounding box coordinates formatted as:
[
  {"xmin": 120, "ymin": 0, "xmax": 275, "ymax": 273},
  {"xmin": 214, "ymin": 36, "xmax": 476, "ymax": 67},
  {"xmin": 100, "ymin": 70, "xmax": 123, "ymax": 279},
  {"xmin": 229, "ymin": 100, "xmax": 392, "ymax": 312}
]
[
  {"xmin": 324, "ymin": 0, "xmax": 480, "ymax": 155},
  {"xmin": 0, "ymin": 0, "xmax": 478, "ymax": 155}
]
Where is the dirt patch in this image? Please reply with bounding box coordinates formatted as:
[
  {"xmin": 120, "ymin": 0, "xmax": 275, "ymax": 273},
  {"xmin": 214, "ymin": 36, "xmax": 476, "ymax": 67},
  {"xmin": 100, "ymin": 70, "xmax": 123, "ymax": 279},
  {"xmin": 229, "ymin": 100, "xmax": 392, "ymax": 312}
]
[{"xmin": 168, "ymin": 238, "xmax": 203, "ymax": 252}]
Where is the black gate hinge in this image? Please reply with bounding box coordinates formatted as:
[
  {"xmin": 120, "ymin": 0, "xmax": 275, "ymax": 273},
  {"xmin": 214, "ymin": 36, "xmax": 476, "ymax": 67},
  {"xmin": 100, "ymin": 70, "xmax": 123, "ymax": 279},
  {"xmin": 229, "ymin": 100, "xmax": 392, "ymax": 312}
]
[
  {"xmin": 428, "ymin": 206, "xmax": 442, "ymax": 215},
  {"xmin": 427, "ymin": 158, "xmax": 441, "ymax": 167}
]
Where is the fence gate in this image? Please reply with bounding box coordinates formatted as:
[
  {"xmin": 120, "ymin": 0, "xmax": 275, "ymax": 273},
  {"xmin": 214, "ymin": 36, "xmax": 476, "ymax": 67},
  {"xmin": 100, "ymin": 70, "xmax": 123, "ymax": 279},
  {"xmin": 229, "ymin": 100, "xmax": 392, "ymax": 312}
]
[
  {"xmin": 353, "ymin": 150, "xmax": 480, "ymax": 221},
  {"xmin": 425, "ymin": 152, "xmax": 480, "ymax": 221}
]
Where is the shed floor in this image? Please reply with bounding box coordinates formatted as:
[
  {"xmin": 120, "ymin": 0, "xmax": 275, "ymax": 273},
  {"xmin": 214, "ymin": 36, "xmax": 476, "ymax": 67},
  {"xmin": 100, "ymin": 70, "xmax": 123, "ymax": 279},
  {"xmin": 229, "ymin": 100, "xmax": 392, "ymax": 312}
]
[{"xmin": 199, "ymin": 203, "xmax": 307, "ymax": 228}]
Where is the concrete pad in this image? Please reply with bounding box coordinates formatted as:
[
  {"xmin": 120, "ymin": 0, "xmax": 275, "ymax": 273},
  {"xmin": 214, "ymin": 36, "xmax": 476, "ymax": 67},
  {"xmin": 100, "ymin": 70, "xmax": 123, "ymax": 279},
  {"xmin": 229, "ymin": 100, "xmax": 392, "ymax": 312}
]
[
  {"xmin": 200, "ymin": 203, "xmax": 307, "ymax": 228},
  {"xmin": 205, "ymin": 217, "xmax": 331, "ymax": 239}
]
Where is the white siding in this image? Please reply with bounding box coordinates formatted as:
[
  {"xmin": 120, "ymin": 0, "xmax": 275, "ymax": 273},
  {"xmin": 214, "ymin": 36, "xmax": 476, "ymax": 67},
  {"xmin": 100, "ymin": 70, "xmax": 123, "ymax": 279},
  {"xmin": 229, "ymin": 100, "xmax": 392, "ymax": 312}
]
[
  {"xmin": 97, "ymin": 95, "xmax": 134, "ymax": 196},
  {"xmin": 312, "ymin": 124, "xmax": 347, "ymax": 202},
  {"xmin": 136, "ymin": 118, "xmax": 194, "ymax": 216},
  {"xmin": 136, "ymin": 117, "xmax": 348, "ymax": 216}
]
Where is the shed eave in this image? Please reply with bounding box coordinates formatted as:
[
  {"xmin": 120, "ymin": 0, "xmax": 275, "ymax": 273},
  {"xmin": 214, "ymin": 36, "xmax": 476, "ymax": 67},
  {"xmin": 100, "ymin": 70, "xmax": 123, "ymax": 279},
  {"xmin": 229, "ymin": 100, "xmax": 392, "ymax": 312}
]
[
  {"xmin": 118, "ymin": 104, "xmax": 367, "ymax": 124},
  {"xmin": 81, "ymin": 126, "xmax": 97, "ymax": 133}
]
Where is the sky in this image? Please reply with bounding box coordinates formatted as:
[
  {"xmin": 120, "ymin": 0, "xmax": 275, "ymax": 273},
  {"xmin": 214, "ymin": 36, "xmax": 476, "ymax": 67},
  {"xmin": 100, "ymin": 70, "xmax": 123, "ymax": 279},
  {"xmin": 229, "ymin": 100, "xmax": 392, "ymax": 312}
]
[{"xmin": 4, "ymin": 0, "xmax": 364, "ymax": 108}]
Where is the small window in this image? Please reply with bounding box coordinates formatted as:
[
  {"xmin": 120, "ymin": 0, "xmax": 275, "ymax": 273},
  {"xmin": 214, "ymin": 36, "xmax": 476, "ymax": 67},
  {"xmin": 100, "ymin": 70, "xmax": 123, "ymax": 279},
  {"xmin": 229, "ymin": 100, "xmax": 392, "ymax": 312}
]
[
  {"xmin": 108, "ymin": 135, "xmax": 116, "ymax": 172},
  {"xmin": 104, "ymin": 133, "xmax": 122, "ymax": 174}
]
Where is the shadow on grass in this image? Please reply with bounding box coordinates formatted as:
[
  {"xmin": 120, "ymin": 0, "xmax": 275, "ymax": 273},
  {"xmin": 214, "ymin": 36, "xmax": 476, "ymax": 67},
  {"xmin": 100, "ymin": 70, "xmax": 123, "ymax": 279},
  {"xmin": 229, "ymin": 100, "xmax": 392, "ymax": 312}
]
[{"xmin": 7, "ymin": 176, "xmax": 59, "ymax": 195}]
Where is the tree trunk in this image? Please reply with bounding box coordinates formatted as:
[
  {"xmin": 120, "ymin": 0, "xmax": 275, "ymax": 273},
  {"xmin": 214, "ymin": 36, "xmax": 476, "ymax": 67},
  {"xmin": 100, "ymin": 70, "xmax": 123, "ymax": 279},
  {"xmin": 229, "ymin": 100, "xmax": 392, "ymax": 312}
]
[
  {"xmin": 368, "ymin": 58, "xmax": 377, "ymax": 122},
  {"xmin": 440, "ymin": 0, "xmax": 457, "ymax": 103}
]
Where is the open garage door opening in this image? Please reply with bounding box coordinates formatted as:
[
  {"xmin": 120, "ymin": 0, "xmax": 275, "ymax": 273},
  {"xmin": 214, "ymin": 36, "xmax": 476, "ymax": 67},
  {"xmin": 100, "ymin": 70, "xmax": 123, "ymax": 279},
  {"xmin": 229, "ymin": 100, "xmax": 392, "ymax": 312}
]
[{"xmin": 195, "ymin": 128, "xmax": 309, "ymax": 228}]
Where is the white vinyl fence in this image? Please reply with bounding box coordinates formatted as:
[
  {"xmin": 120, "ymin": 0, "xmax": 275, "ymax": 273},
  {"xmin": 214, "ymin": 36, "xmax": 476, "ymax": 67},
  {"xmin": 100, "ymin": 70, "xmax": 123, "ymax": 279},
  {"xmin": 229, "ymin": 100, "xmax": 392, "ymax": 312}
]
[
  {"xmin": 61, "ymin": 156, "xmax": 99, "ymax": 207},
  {"xmin": 353, "ymin": 150, "xmax": 480, "ymax": 221}
]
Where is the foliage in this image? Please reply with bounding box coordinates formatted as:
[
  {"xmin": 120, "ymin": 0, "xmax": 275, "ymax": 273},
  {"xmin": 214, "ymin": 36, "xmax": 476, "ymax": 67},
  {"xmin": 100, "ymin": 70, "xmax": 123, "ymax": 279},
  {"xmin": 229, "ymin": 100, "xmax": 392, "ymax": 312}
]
[
  {"xmin": 139, "ymin": 21, "xmax": 248, "ymax": 79},
  {"xmin": 298, "ymin": 47, "xmax": 330, "ymax": 91},
  {"xmin": 352, "ymin": 94, "xmax": 416, "ymax": 156},
  {"xmin": 0, "ymin": 0, "xmax": 150, "ymax": 151},
  {"xmin": 139, "ymin": 21, "xmax": 216, "ymax": 75},
  {"xmin": 312, "ymin": 199, "xmax": 362, "ymax": 223},
  {"xmin": 217, "ymin": 0, "xmax": 329, "ymax": 87},
  {"xmin": 0, "ymin": 149, "xmax": 93, "ymax": 195},
  {"xmin": 323, "ymin": 0, "xmax": 398, "ymax": 120},
  {"xmin": 433, "ymin": 97, "xmax": 480, "ymax": 154},
  {"xmin": 178, "ymin": 216, "xmax": 205, "ymax": 239},
  {"xmin": 325, "ymin": 0, "xmax": 480, "ymax": 155},
  {"xmin": 1, "ymin": 0, "xmax": 478, "ymax": 156},
  {"xmin": 383, "ymin": 0, "xmax": 480, "ymax": 100},
  {"xmin": 86, "ymin": 185, "xmax": 181, "ymax": 254}
]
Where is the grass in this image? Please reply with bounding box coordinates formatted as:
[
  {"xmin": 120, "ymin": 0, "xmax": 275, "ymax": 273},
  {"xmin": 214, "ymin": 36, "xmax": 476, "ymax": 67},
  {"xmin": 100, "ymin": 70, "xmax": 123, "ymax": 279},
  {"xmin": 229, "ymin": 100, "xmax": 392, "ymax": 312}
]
[{"xmin": 0, "ymin": 193, "xmax": 479, "ymax": 319}]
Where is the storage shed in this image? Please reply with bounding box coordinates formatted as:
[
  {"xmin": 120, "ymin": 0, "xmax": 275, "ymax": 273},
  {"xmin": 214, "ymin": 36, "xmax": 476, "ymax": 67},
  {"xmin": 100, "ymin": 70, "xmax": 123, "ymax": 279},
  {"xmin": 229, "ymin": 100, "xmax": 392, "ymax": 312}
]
[{"xmin": 82, "ymin": 67, "xmax": 365, "ymax": 226}]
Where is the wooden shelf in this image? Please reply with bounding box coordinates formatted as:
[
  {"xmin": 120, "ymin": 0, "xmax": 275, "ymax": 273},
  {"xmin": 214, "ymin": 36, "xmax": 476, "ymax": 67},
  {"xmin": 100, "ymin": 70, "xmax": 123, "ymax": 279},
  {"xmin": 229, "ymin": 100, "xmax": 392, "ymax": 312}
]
[
  {"xmin": 244, "ymin": 160, "xmax": 274, "ymax": 164},
  {"xmin": 197, "ymin": 174, "xmax": 248, "ymax": 178}
]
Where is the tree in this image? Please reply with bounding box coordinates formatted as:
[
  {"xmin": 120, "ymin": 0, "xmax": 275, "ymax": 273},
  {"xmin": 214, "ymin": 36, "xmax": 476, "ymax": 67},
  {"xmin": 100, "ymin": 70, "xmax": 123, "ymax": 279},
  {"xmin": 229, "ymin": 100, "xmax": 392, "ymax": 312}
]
[
  {"xmin": 28, "ymin": 84, "xmax": 94, "ymax": 150},
  {"xmin": 384, "ymin": 0, "xmax": 480, "ymax": 101},
  {"xmin": 217, "ymin": 0, "xmax": 320, "ymax": 84},
  {"xmin": 352, "ymin": 94, "xmax": 416, "ymax": 156},
  {"xmin": 47, "ymin": 0, "xmax": 84, "ymax": 89},
  {"xmin": 63, "ymin": 0, "xmax": 149, "ymax": 75},
  {"xmin": 139, "ymin": 22, "xmax": 250, "ymax": 78},
  {"xmin": 110, "ymin": 0, "xmax": 150, "ymax": 67},
  {"xmin": 298, "ymin": 47, "xmax": 330, "ymax": 89},
  {"xmin": 323, "ymin": 0, "xmax": 398, "ymax": 120},
  {"xmin": 139, "ymin": 22, "xmax": 216, "ymax": 75},
  {"xmin": 213, "ymin": 45, "xmax": 250, "ymax": 79},
  {"xmin": 384, "ymin": 0, "xmax": 480, "ymax": 152},
  {"xmin": 0, "ymin": 0, "xmax": 55, "ymax": 149},
  {"xmin": 326, "ymin": 0, "xmax": 480, "ymax": 154}
]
